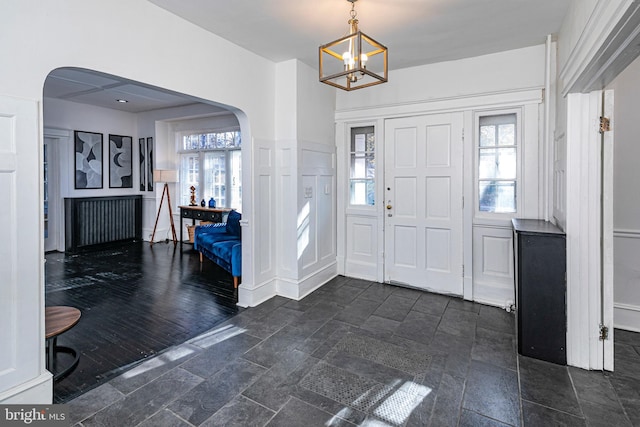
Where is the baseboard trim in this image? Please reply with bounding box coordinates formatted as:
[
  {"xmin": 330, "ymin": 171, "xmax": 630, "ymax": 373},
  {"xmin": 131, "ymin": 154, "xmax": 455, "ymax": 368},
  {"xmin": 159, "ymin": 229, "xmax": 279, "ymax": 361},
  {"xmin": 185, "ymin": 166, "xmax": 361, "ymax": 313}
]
[
  {"xmin": 614, "ymin": 302, "xmax": 640, "ymax": 332},
  {"xmin": 345, "ymin": 260, "xmax": 377, "ymax": 281},
  {"xmin": 237, "ymin": 279, "xmax": 277, "ymax": 308},
  {"xmin": 472, "ymin": 280, "xmax": 514, "ymax": 310},
  {"xmin": 0, "ymin": 373, "xmax": 53, "ymax": 404},
  {"xmin": 278, "ymin": 262, "xmax": 337, "ymax": 300}
]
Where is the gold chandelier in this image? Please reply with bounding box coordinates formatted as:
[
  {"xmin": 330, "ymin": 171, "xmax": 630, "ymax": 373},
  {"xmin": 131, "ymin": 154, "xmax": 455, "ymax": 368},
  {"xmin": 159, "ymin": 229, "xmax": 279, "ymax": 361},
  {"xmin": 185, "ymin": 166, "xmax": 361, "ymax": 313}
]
[{"xmin": 319, "ymin": 0, "xmax": 388, "ymax": 91}]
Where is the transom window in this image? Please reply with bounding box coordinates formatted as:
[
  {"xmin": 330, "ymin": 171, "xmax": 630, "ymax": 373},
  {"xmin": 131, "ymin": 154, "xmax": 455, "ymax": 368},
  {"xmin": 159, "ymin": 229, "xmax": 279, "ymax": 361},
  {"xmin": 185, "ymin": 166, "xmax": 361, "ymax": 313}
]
[
  {"xmin": 478, "ymin": 114, "xmax": 517, "ymax": 213},
  {"xmin": 179, "ymin": 130, "xmax": 241, "ymax": 211},
  {"xmin": 349, "ymin": 126, "xmax": 375, "ymax": 206}
]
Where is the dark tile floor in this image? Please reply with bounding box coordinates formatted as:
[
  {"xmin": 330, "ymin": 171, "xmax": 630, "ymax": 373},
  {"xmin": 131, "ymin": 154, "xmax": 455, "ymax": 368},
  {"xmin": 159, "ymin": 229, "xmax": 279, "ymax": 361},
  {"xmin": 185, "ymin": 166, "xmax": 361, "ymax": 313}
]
[
  {"xmin": 45, "ymin": 242, "xmax": 239, "ymax": 402},
  {"xmin": 66, "ymin": 275, "xmax": 640, "ymax": 427}
]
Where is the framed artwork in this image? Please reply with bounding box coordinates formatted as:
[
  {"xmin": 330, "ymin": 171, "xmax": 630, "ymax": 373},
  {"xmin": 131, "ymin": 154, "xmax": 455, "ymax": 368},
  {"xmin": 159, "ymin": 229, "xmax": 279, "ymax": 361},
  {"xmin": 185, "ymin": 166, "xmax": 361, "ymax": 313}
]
[
  {"xmin": 139, "ymin": 137, "xmax": 146, "ymax": 191},
  {"xmin": 109, "ymin": 134, "xmax": 133, "ymax": 188},
  {"xmin": 74, "ymin": 130, "xmax": 103, "ymax": 189},
  {"xmin": 146, "ymin": 137, "xmax": 154, "ymax": 191}
]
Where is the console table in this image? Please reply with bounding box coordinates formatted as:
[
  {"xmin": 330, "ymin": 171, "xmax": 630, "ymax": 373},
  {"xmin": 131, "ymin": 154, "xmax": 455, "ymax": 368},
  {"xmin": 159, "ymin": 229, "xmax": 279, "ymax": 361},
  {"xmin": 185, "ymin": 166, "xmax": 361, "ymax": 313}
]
[{"xmin": 179, "ymin": 206, "xmax": 231, "ymax": 245}]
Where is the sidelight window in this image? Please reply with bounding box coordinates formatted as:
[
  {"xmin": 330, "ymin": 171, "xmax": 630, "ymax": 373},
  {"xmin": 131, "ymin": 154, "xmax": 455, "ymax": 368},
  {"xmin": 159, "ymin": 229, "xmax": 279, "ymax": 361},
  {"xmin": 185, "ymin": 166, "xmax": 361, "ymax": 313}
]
[
  {"xmin": 478, "ymin": 114, "xmax": 517, "ymax": 213},
  {"xmin": 349, "ymin": 126, "xmax": 375, "ymax": 206}
]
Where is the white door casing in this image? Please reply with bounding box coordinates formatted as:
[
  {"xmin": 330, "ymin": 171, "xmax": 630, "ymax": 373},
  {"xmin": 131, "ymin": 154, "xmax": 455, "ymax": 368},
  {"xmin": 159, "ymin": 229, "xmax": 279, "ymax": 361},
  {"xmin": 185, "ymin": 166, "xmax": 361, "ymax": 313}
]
[
  {"xmin": 0, "ymin": 95, "xmax": 51, "ymax": 403},
  {"xmin": 43, "ymin": 137, "xmax": 59, "ymax": 252},
  {"xmin": 384, "ymin": 113, "xmax": 464, "ymax": 295}
]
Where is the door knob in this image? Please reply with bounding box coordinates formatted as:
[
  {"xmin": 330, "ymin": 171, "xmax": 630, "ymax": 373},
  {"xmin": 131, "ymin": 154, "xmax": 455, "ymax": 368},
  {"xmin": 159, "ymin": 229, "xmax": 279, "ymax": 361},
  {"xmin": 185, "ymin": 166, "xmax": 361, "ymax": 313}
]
[{"xmin": 386, "ymin": 204, "xmax": 392, "ymax": 210}]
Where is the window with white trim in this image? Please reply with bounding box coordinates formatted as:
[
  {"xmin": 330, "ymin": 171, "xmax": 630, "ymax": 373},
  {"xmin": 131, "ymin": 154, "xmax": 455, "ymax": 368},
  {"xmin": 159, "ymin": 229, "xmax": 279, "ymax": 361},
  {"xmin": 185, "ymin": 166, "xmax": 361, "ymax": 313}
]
[
  {"xmin": 179, "ymin": 130, "xmax": 241, "ymax": 210},
  {"xmin": 478, "ymin": 114, "xmax": 517, "ymax": 213},
  {"xmin": 349, "ymin": 126, "xmax": 375, "ymax": 206}
]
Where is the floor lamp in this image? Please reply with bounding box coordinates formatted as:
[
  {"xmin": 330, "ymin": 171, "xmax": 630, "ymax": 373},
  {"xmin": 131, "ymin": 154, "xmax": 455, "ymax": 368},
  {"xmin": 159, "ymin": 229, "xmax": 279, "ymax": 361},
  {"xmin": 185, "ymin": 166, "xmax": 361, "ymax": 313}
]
[{"xmin": 150, "ymin": 169, "xmax": 178, "ymax": 246}]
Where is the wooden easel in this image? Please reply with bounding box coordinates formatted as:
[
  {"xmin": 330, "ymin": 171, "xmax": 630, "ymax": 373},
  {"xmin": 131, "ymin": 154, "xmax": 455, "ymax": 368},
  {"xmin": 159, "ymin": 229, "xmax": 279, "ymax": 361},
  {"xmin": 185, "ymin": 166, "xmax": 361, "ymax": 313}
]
[{"xmin": 150, "ymin": 182, "xmax": 178, "ymax": 246}]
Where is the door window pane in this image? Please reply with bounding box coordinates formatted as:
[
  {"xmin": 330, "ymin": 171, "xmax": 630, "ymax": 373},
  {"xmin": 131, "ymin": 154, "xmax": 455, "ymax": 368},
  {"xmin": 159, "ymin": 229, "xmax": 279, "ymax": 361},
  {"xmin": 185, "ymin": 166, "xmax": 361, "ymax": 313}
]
[
  {"xmin": 204, "ymin": 152, "xmax": 226, "ymax": 207},
  {"xmin": 350, "ymin": 126, "xmax": 375, "ymax": 206},
  {"xmin": 229, "ymin": 150, "xmax": 242, "ymax": 210},
  {"xmin": 180, "ymin": 154, "xmax": 199, "ymax": 206}
]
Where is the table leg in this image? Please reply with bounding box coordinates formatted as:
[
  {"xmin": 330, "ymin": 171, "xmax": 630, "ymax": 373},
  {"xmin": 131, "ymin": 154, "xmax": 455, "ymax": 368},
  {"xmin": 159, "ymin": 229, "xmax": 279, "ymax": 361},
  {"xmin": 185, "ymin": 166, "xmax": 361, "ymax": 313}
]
[{"xmin": 47, "ymin": 336, "xmax": 56, "ymax": 371}]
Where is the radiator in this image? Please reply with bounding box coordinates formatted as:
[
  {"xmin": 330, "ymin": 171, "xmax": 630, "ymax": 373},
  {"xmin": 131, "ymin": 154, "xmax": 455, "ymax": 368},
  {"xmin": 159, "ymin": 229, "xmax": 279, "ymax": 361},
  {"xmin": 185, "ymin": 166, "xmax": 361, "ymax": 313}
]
[{"xmin": 65, "ymin": 196, "xmax": 142, "ymax": 252}]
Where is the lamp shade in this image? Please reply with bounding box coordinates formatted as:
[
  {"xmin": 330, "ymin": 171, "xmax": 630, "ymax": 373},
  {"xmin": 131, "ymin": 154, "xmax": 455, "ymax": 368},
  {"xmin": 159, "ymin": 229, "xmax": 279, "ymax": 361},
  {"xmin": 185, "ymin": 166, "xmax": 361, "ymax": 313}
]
[{"xmin": 153, "ymin": 169, "xmax": 178, "ymax": 183}]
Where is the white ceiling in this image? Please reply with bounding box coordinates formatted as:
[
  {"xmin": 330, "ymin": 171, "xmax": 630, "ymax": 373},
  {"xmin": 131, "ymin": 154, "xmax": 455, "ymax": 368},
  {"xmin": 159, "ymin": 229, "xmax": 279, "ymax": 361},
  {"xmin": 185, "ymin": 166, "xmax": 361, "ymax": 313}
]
[
  {"xmin": 148, "ymin": 0, "xmax": 571, "ymax": 70},
  {"xmin": 44, "ymin": 68, "xmax": 203, "ymax": 113},
  {"xmin": 45, "ymin": 0, "xmax": 572, "ymax": 113}
]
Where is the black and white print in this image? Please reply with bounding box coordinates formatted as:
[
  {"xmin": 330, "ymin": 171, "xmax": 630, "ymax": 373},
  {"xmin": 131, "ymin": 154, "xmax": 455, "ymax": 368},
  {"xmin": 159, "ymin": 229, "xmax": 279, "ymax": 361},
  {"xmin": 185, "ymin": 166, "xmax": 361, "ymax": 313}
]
[
  {"xmin": 109, "ymin": 134, "xmax": 133, "ymax": 188},
  {"xmin": 74, "ymin": 130, "xmax": 103, "ymax": 189}
]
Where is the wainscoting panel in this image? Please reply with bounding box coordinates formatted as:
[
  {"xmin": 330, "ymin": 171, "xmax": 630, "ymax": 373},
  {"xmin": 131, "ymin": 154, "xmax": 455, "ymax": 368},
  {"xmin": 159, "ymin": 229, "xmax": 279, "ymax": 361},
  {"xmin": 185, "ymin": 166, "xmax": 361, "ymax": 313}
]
[
  {"xmin": 614, "ymin": 229, "xmax": 640, "ymax": 331},
  {"xmin": 472, "ymin": 225, "xmax": 514, "ymax": 307},
  {"xmin": 345, "ymin": 215, "xmax": 379, "ymax": 280}
]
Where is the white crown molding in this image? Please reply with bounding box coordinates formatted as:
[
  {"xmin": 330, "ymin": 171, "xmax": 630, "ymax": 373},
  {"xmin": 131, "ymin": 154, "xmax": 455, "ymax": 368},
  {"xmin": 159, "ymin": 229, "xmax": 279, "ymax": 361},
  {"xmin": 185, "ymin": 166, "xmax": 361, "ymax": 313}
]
[{"xmin": 560, "ymin": 0, "xmax": 640, "ymax": 96}]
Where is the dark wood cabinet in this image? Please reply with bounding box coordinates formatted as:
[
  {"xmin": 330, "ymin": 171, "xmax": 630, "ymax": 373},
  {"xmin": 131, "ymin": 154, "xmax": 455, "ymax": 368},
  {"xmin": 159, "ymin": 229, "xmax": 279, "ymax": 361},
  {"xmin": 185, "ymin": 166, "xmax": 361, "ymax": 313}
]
[
  {"xmin": 512, "ymin": 219, "xmax": 566, "ymax": 365},
  {"xmin": 180, "ymin": 206, "xmax": 225, "ymax": 223}
]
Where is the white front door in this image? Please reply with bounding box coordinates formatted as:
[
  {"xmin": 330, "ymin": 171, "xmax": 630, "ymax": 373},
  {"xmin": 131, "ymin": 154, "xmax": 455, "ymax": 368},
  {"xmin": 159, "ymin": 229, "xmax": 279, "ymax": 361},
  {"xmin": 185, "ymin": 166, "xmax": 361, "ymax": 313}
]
[{"xmin": 384, "ymin": 113, "xmax": 464, "ymax": 295}]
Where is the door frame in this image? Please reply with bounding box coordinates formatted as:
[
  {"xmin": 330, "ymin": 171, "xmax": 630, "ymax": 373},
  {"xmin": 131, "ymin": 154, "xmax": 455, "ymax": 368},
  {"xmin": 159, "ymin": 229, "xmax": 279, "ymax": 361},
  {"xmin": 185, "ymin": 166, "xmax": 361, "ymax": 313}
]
[
  {"xmin": 558, "ymin": 0, "xmax": 640, "ymax": 371},
  {"xmin": 43, "ymin": 128, "xmax": 69, "ymax": 253}
]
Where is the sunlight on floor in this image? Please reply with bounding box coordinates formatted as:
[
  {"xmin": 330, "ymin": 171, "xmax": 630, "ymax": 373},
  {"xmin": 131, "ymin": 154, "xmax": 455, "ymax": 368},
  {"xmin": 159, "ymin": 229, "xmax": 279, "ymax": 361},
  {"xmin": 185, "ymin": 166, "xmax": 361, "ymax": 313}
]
[
  {"xmin": 325, "ymin": 380, "xmax": 431, "ymax": 426},
  {"xmin": 120, "ymin": 346, "xmax": 196, "ymax": 379},
  {"xmin": 373, "ymin": 381, "xmax": 431, "ymax": 425},
  {"xmin": 187, "ymin": 324, "xmax": 247, "ymax": 348}
]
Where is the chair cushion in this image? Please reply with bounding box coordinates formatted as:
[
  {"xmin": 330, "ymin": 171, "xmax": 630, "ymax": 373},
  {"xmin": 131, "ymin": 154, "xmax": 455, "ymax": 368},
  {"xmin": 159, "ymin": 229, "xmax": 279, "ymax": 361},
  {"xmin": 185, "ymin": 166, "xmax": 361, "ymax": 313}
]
[{"xmin": 226, "ymin": 210, "xmax": 242, "ymax": 237}]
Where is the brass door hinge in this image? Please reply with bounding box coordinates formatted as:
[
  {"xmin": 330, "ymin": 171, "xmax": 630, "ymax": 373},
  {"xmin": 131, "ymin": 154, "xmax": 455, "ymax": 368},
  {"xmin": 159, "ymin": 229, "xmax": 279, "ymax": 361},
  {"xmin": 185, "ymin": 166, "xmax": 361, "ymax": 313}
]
[
  {"xmin": 599, "ymin": 323, "xmax": 609, "ymax": 341},
  {"xmin": 599, "ymin": 116, "xmax": 611, "ymax": 134}
]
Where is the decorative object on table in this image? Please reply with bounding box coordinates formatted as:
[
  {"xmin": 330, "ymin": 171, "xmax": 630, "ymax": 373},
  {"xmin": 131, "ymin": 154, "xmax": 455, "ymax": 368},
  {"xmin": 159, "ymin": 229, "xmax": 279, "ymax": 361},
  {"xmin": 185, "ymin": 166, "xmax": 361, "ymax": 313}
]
[
  {"xmin": 208, "ymin": 197, "xmax": 216, "ymax": 208},
  {"xmin": 189, "ymin": 186, "xmax": 197, "ymax": 206},
  {"xmin": 319, "ymin": 0, "xmax": 388, "ymax": 91},
  {"xmin": 150, "ymin": 169, "xmax": 178, "ymax": 246},
  {"xmin": 139, "ymin": 137, "xmax": 146, "ymax": 191},
  {"xmin": 200, "ymin": 199, "xmax": 206, "ymax": 207},
  {"xmin": 146, "ymin": 137, "xmax": 154, "ymax": 191},
  {"xmin": 74, "ymin": 130, "xmax": 103, "ymax": 189},
  {"xmin": 109, "ymin": 134, "xmax": 133, "ymax": 188}
]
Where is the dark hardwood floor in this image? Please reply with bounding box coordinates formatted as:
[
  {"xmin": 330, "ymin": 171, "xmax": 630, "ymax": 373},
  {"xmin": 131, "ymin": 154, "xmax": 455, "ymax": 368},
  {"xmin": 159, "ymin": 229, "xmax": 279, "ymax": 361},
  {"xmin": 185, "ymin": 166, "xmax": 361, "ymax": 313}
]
[{"xmin": 45, "ymin": 241, "xmax": 240, "ymax": 403}]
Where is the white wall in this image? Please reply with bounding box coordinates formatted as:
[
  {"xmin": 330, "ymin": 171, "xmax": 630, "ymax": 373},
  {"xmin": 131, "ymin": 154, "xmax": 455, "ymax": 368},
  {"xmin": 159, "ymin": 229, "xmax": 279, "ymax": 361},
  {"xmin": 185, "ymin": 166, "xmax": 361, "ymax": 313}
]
[
  {"xmin": 269, "ymin": 60, "xmax": 338, "ymax": 303},
  {"xmin": 608, "ymin": 55, "xmax": 640, "ymax": 331},
  {"xmin": 336, "ymin": 45, "xmax": 546, "ymax": 112},
  {"xmin": 43, "ymin": 98, "xmax": 138, "ymax": 198},
  {"xmin": 0, "ymin": 0, "xmax": 302, "ymax": 403}
]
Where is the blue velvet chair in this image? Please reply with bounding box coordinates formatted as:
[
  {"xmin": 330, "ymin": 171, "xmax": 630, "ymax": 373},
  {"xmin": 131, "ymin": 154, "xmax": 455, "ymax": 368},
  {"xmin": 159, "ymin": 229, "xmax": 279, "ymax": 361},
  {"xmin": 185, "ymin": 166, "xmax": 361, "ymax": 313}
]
[{"xmin": 194, "ymin": 210, "xmax": 242, "ymax": 288}]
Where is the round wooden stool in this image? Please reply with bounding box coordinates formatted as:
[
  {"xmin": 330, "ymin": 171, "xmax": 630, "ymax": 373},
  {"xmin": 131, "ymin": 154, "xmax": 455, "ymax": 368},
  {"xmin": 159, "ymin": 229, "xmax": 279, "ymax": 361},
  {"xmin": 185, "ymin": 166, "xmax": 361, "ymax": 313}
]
[{"xmin": 45, "ymin": 306, "xmax": 81, "ymax": 382}]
